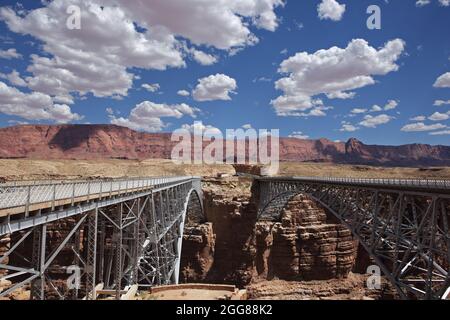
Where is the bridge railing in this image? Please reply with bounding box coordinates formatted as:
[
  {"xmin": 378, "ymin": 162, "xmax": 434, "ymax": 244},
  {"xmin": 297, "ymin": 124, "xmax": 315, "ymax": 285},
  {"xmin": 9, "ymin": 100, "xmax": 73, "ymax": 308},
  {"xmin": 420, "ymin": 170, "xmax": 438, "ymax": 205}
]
[
  {"xmin": 0, "ymin": 176, "xmax": 185, "ymax": 187},
  {"xmin": 0, "ymin": 176, "xmax": 196, "ymax": 211},
  {"xmin": 258, "ymin": 176, "xmax": 450, "ymax": 190}
]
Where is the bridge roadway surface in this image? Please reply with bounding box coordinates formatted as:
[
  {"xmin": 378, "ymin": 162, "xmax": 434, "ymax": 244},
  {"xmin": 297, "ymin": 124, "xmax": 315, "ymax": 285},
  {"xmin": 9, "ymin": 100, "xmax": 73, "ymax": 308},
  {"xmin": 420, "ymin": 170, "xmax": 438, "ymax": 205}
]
[
  {"xmin": 0, "ymin": 176, "xmax": 200, "ymax": 235},
  {"xmin": 257, "ymin": 176, "xmax": 450, "ymax": 193}
]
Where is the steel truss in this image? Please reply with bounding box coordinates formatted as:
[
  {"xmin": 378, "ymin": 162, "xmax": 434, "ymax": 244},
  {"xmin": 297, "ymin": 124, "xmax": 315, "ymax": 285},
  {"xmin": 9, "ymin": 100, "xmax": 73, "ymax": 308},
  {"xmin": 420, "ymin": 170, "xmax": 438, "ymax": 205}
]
[
  {"xmin": 0, "ymin": 177, "xmax": 203, "ymax": 300},
  {"xmin": 255, "ymin": 178, "xmax": 450, "ymax": 300}
]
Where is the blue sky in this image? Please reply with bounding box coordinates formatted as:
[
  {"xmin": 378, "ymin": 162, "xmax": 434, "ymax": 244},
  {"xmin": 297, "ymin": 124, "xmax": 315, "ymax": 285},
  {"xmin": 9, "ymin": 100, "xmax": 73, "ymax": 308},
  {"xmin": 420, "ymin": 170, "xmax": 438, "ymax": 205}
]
[{"xmin": 0, "ymin": 0, "xmax": 450, "ymax": 145}]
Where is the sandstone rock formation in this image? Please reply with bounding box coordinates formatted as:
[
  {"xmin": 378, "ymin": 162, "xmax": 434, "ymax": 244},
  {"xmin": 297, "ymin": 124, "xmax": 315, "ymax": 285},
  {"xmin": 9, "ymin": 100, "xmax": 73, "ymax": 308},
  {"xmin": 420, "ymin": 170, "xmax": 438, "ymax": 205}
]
[
  {"xmin": 199, "ymin": 179, "xmax": 258, "ymax": 287},
  {"xmin": 246, "ymin": 274, "xmax": 391, "ymax": 300},
  {"xmin": 255, "ymin": 194, "xmax": 357, "ymax": 281},
  {"xmin": 180, "ymin": 177, "xmax": 360, "ymax": 288},
  {"xmin": 1, "ymin": 124, "xmax": 450, "ymax": 166},
  {"xmin": 180, "ymin": 223, "xmax": 215, "ymax": 282}
]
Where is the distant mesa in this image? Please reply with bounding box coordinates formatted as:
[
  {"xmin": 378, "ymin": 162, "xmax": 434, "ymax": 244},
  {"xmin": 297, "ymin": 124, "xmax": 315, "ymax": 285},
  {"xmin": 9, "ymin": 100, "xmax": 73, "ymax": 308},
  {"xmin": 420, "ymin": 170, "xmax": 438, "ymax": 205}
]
[{"xmin": 0, "ymin": 124, "xmax": 450, "ymax": 167}]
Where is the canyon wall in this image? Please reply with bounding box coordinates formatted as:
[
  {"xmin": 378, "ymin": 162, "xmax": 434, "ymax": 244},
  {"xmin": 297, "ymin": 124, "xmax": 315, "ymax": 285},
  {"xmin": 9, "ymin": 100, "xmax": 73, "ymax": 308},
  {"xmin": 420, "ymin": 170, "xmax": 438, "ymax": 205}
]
[
  {"xmin": 1, "ymin": 124, "xmax": 450, "ymax": 166},
  {"xmin": 180, "ymin": 178, "xmax": 360, "ymax": 287},
  {"xmin": 180, "ymin": 223, "xmax": 215, "ymax": 282},
  {"xmin": 255, "ymin": 194, "xmax": 357, "ymax": 281}
]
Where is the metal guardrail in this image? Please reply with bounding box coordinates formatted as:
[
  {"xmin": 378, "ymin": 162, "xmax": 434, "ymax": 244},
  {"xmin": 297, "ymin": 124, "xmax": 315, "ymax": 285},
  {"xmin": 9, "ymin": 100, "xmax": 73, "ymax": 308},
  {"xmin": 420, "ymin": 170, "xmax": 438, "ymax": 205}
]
[
  {"xmin": 0, "ymin": 176, "xmax": 180, "ymax": 187},
  {"xmin": 0, "ymin": 176, "xmax": 197, "ymax": 211},
  {"xmin": 258, "ymin": 176, "xmax": 450, "ymax": 190}
]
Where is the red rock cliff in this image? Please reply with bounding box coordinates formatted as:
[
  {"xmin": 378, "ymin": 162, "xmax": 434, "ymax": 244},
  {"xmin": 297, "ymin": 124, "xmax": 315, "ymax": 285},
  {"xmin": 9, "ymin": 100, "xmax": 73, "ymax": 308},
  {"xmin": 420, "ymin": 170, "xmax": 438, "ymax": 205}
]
[{"xmin": 1, "ymin": 124, "xmax": 450, "ymax": 166}]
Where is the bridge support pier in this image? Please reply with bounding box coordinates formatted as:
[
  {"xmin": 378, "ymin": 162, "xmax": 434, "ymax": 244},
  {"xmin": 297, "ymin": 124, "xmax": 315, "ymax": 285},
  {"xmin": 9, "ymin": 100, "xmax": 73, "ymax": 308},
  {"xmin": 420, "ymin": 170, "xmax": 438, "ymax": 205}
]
[
  {"xmin": 85, "ymin": 208, "xmax": 98, "ymax": 300},
  {"xmin": 30, "ymin": 225, "xmax": 46, "ymax": 300}
]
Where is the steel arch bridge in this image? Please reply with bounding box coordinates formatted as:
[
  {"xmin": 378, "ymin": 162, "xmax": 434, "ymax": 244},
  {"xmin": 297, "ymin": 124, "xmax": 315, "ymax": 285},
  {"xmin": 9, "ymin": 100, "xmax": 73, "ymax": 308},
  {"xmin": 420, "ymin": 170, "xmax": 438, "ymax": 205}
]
[
  {"xmin": 254, "ymin": 177, "xmax": 450, "ymax": 300},
  {"xmin": 0, "ymin": 176, "xmax": 204, "ymax": 300}
]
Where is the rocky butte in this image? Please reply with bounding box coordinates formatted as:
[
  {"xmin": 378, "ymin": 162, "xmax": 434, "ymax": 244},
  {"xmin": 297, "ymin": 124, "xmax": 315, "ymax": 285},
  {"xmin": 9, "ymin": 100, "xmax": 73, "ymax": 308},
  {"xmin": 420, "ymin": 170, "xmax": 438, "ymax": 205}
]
[{"xmin": 0, "ymin": 124, "xmax": 450, "ymax": 167}]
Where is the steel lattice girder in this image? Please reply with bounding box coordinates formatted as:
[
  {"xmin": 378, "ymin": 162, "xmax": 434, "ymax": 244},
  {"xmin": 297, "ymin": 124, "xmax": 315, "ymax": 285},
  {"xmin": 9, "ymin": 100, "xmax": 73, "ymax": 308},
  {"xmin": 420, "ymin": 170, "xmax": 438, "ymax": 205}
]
[
  {"xmin": 0, "ymin": 178, "xmax": 204, "ymax": 300},
  {"xmin": 256, "ymin": 179, "xmax": 450, "ymax": 300}
]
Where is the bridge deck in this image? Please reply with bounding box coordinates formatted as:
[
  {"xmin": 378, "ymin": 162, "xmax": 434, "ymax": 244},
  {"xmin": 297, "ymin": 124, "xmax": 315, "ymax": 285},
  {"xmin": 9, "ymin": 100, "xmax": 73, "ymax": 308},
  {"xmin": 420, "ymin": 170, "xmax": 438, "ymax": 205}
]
[
  {"xmin": 257, "ymin": 176, "xmax": 450, "ymax": 194},
  {"xmin": 0, "ymin": 176, "xmax": 194, "ymax": 218}
]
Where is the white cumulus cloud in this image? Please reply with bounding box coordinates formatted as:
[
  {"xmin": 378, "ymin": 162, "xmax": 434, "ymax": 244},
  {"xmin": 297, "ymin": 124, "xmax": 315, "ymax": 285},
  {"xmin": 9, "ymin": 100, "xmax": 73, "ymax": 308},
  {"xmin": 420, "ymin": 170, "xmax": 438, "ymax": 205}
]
[
  {"xmin": 0, "ymin": 48, "xmax": 22, "ymax": 59},
  {"xmin": 434, "ymin": 72, "xmax": 450, "ymax": 88},
  {"xmin": 428, "ymin": 112, "xmax": 450, "ymax": 121},
  {"xmin": 0, "ymin": 70, "xmax": 27, "ymax": 87},
  {"xmin": 177, "ymin": 90, "xmax": 190, "ymax": 97},
  {"xmin": 416, "ymin": 0, "xmax": 431, "ymax": 7},
  {"xmin": 272, "ymin": 39, "xmax": 405, "ymax": 116},
  {"xmin": 434, "ymin": 99, "xmax": 450, "ymax": 106},
  {"xmin": 0, "ymin": 0, "xmax": 283, "ymax": 109},
  {"xmin": 410, "ymin": 115, "xmax": 426, "ymax": 121},
  {"xmin": 401, "ymin": 122, "xmax": 447, "ymax": 132},
  {"xmin": 192, "ymin": 73, "xmax": 237, "ymax": 102},
  {"xmin": 340, "ymin": 121, "xmax": 359, "ymax": 132},
  {"xmin": 416, "ymin": 0, "xmax": 449, "ymax": 6},
  {"xmin": 359, "ymin": 114, "xmax": 393, "ymax": 128},
  {"xmin": 181, "ymin": 122, "xmax": 222, "ymax": 135},
  {"xmin": 430, "ymin": 130, "xmax": 450, "ymax": 135},
  {"xmin": 289, "ymin": 131, "xmax": 309, "ymax": 139},
  {"xmin": 317, "ymin": 0, "xmax": 346, "ymax": 21},
  {"xmin": 142, "ymin": 83, "xmax": 160, "ymax": 92},
  {"xmin": 351, "ymin": 108, "xmax": 368, "ymax": 114},
  {"xmin": 189, "ymin": 49, "xmax": 218, "ymax": 66},
  {"xmin": 110, "ymin": 100, "xmax": 198, "ymax": 132},
  {"xmin": 0, "ymin": 81, "xmax": 81, "ymax": 123},
  {"xmin": 384, "ymin": 100, "xmax": 398, "ymax": 110},
  {"xmin": 370, "ymin": 105, "xmax": 383, "ymax": 112}
]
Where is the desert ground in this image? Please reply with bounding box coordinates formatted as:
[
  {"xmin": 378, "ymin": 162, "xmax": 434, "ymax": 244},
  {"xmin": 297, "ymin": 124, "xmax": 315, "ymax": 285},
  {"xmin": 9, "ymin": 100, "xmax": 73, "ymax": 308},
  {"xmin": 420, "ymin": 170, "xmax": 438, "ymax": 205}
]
[{"xmin": 1, "ymin": 158, "xmax": 450, "ymax": 180}]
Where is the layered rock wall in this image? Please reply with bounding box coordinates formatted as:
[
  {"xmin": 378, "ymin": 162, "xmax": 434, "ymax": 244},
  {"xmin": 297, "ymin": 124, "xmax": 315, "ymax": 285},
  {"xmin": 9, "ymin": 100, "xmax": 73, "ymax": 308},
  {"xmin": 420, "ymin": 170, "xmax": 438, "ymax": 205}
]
[
  {"xmin": 181, "ymin": 178, "xmax": 358, "ymax": 287},
  {"xmin": 200, "ymin": 185, "xmax": 258, "ymax": 286},
  {"xmin": 255, "ymin": 194, "xmax": 357, "ymax": 281},
  {"xmin": 1, "ymin": 124, "xmax": 450, "ymax": 166},
  {"xmin": 180, "ymin": 223, "xmax": 215, "ymax": 282}
]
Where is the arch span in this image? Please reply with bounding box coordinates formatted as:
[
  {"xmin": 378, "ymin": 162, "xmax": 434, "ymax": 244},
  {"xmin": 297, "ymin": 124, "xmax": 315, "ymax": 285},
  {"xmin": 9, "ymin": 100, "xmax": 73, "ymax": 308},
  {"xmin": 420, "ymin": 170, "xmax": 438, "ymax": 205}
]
[
  {"xmin": 255, "ymin": 178, "xmax": 450, "ymax": 300},
  {"xmin": 136, "ymin": 182, "xmax": 205, "ymax": 288},
  {"xmin": 171, "ymin": 187, "xmax": 205, "ymax": 283},
  {"xmin": 258, "ymin": 191, "xmax": 301, "ymax": 221}
]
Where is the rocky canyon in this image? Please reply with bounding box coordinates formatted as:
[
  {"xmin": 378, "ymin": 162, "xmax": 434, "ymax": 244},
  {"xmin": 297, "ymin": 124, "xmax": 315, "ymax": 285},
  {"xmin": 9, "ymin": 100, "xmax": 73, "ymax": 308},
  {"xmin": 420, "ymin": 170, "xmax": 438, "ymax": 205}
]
[{"xmin": 180, "ymin": 176, "xmax": 395, "ymax": 300}]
